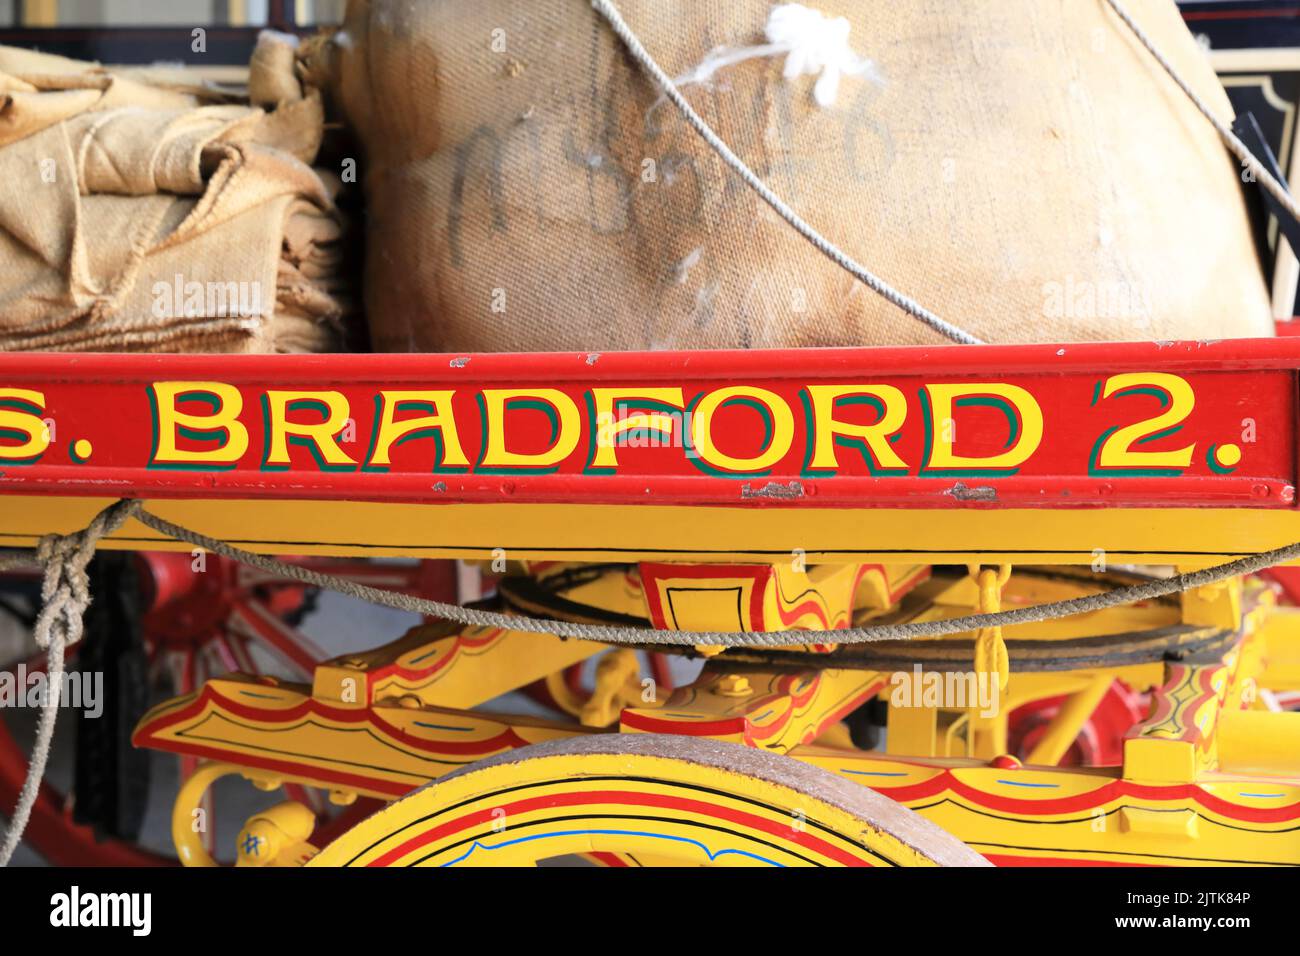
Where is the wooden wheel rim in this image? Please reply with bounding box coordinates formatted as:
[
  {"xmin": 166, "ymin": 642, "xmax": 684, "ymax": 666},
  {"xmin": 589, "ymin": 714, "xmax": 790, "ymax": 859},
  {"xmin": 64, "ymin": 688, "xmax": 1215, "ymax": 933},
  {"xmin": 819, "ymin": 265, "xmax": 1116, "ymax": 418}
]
[{"xmin": 310, "ymin": 734, "xmax": 989, "ymax": 868}]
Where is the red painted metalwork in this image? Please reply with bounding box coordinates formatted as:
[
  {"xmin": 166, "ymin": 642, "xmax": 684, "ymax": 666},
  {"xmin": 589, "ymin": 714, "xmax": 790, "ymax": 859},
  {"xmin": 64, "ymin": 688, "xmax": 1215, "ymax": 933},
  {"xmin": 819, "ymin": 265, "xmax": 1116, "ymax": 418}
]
[
  {"xmin": 0, "ymin": 338, "xmax": 1297, "ymax": 510},
  {"xmin": 0, "ymin": 552, "xmax": 457, "ymax": 864},
  {"xmin": 0, "ymin": 725, "xmax": 169, "ymax": 867},
  {"xmin": 1006, "ymin": 681, "xmax": 1149, "ymax": 767},
  {"xmin": 1261, "ymin": 566, "xmax": 1300, "ymax": 604}
]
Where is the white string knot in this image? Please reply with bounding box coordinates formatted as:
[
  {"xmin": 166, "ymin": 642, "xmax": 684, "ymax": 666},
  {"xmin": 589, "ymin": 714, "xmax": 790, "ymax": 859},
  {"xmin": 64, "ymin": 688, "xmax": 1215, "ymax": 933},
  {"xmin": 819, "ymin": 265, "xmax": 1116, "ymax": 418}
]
[
  {"xmin": 672, "ymin": 2, "xmax": 879, "ymax": 109},
  {"xmin": 764, "ymin": 3, "xmax": 878, "ymax": 108},
  {"xmin": 593, "ymin": 0, "xmax": 976, "ymax": 343}
]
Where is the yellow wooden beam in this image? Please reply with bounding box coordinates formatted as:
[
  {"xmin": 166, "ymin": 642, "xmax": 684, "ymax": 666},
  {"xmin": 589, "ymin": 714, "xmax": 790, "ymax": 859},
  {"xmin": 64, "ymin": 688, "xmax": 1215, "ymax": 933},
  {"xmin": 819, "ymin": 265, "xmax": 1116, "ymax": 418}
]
[
  {"xmin": 1219, "ymin": 710, "xmax": 1300, "ymax": 776},
  {"xmin": 1025, "ymin": 675, "xmax": 1113, "ymax": 766},
  {"xmin": 888, "ymin": 703, "xmax": 937, "ymax": 756},
  {"xmin": 6, "ymin": 495, "xmax": 1300, "ymax": 566}
]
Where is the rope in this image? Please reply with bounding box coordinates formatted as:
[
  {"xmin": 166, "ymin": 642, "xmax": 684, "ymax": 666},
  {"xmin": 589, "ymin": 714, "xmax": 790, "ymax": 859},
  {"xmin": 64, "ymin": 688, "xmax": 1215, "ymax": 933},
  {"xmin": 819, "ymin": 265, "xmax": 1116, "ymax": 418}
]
[
  {"xmin": 0, "ymin": 498, "xmax": 141, "ymax": 867},
  {"xmin": 0, "ymin": 0, "xmax": 1289, "ymax": 865},
  {"xmin": 1105, "ymin": 0, "xmax": 1300, "ymax": 225},
  {"xmin": 2, "ymin": 496, "xmax": 1296, "ymax": 860},
  {"xmin": 130, "ymin": 502, "xmax": 1300, "ymax": 647},
  {"xmin": 0, "ymin": 552, "xmax": 38, "ymax": 574},
  {"xmin": 592, "ymin": 0, "xmax": 1300, "ymax": 345},
  {"xmin": 587, "ymin": 0, "xmax": 983, "ymax": 347}
]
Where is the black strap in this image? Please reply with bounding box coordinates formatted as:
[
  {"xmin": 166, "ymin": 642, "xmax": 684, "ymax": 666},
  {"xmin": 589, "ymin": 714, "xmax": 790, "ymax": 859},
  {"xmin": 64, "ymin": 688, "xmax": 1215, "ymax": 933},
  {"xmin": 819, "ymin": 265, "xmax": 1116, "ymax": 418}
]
[{"xmin": 1234, "ymin": 110, "xmax": 1300, "ymax": 257}]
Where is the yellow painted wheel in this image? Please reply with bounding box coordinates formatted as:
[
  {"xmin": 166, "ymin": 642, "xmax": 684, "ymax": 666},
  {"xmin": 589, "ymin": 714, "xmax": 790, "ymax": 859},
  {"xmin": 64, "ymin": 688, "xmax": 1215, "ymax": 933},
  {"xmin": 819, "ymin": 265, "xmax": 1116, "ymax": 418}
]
[{"xmin": 309, "ymin": 734, "xmax": 988, "ymax": 867}]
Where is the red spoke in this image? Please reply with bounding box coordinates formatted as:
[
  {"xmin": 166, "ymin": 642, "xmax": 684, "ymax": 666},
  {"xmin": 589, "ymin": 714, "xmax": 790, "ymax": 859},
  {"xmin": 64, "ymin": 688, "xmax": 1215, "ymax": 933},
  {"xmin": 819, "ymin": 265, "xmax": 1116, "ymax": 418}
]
[
  {"xmin": 233, "ymin": 563, "xmax": 310, "ymax": 590},
  {"xmin": 169, "ymin": 648, "xmax": 199, "ymax": 696},
  {"xmin": 224, "ymin": 631, "xmax": 259, "ymax": 674},
  {"xmin": 283, "ymin": 782, "xmax": 329, "ymax": 816},
  {"xmin": 204, "ymin": 643, "xmax": 230, "ymax": 680},
  {"xmin": 211, "ymin": 632, "xmax": 242, "ymax": 674},
  {"xmin": 227, "ymin": 597, "xmax": 325, "ymax": 678},
  {"xmin": 649, "ymin": 652, "xmax": 675, "ymax": 695}
]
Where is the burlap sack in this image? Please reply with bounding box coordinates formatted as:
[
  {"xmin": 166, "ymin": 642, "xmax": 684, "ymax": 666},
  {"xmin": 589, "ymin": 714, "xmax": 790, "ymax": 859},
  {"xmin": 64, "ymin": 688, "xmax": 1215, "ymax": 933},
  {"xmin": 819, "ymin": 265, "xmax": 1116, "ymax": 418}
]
[
  {"xmin": 326, "ymin": 0, "xmax": 1273, "ymax": 352},
  {"xmin": 0, "ymin": 35, "xmax": 350, "ymax": 354}
]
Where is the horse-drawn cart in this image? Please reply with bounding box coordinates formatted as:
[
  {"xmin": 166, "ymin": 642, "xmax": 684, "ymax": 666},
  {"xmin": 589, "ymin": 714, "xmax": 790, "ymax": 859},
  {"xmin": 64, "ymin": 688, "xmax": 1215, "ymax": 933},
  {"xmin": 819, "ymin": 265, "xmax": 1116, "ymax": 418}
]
[{"xmin": 2, "ymin": 337, "xmax": 1298, "ymax": 866}]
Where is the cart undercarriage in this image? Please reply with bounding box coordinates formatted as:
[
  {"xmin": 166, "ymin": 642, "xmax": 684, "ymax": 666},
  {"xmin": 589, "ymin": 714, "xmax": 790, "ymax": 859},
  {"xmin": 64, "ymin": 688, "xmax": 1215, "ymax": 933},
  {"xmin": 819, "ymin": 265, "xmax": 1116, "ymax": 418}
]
[{"xmin": 3, "ymin": 338, "xmax": 1299, "ymax": 866}]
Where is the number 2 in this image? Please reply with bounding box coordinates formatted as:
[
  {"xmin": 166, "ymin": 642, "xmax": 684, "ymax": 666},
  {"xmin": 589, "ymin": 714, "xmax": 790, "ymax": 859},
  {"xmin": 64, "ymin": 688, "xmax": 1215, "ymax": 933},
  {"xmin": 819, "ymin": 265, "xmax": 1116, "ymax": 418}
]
[{"xmin": 1092, "ymin": 372, "xmax": 1195, "ymax": 474}]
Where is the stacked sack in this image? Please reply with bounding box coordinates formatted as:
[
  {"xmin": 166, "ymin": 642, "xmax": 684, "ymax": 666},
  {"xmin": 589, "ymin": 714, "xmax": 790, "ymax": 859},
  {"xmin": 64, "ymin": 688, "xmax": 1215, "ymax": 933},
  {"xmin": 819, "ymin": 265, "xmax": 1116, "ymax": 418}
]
[
  {"xmin": 320, "ymin": 0, "xmax": 1273, "ymax": 352},
  {"xmin": 0, "ymin": 33, "xmax": 352, "ymax": 353}
]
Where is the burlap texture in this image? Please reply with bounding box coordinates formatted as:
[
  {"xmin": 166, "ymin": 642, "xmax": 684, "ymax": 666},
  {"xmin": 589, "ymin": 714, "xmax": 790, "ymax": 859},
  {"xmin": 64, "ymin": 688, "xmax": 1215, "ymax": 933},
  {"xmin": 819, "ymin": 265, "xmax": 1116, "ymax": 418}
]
[
  {"xmin": 0, "ymin": 35, "xmax": 349, "ymax": 354},
  {"xmin": 327, "ymin": 0, "xmax": 1273, "ymax": 352}
]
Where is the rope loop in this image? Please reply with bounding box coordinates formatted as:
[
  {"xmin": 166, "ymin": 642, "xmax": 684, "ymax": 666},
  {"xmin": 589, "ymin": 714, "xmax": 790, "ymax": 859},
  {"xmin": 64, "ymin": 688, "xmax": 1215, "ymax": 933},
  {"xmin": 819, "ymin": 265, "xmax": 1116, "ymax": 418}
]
[
  {"xmin": 3, "ymin": 494, "xmax": 1299, "ymax": 866},
  {"xmin": 31, "ymin": 498, "xmax": 140, "ymax": 651},
  {"xmin": 0, "ymin": 498, "xmax": 140, "ymax": 866}
]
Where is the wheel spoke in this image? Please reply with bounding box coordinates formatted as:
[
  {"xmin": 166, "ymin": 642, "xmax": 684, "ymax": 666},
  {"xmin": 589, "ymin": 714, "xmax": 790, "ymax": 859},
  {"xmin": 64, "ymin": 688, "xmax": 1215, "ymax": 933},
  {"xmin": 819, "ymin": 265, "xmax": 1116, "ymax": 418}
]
[
  {"xmin": 648, "ymin": 652, "xmax": 675, "ymax": 695},
  {"xmin": 227, "ymin": 597, "xmax": 325, "ymax": 678},
  {"xmin": 167, "ymin": 647, "xmax": 199, "ymax": 696},
  {"xmin": 233, "ymin": 562, "xmax": 311, "ymax": 591},
  {"xmin": 210, "ymin": 632, "xmax": 243, "ymax": 674},
  {"xmin": 201, "ymin": 642, "xmax": 230, "ymax": 680},
  {"xmin": 223, "ymin": 631, "xmax": 259, "ymax": 674}
]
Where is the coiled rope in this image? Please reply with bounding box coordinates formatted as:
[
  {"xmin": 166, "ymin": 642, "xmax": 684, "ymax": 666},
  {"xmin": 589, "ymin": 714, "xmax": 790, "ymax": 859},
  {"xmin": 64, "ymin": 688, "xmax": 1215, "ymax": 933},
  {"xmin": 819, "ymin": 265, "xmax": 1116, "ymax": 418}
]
[{"xmin": 0, "ymin": 498, "xmax": 140, "ymax": 866}]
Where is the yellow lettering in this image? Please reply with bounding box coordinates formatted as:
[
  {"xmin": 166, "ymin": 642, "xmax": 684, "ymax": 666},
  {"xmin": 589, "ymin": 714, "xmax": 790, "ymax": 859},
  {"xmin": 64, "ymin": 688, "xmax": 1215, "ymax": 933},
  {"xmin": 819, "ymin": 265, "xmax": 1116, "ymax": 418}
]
[
  {"xmin": 150, "ymin": 382, "xmax": 248, "ymax": 466},
  {"xmin": 589, "ymin": 387, "xmax": 685, "ymax": 469},
  {"xmin": 369, "ymin": 390, "xmax": 468, "ymax": 469},
  {"xmin": 0, "ymin": 389, "xmax": 49, "ymax": 461},
  {"xmin": 480, "ymin": 389, "xmax": 580, "ymax": 469},
  {"xmin": 692, "ymin": 386, "xmax": 795, "ymax": 472},
  {"xmin": 924, "ymin": 383, "xmax": 1043, "ymax": 472},
  {"xmin": 1096, "ymin": 373, "xmax": 1196, "ymax": 470},
  {"xmin": 264, "ymin": 390, "xmax": 356, "ymax": 468},
  {"xmin": 806, "ymin": 385, "xmax": 908, "ymax": 473}
]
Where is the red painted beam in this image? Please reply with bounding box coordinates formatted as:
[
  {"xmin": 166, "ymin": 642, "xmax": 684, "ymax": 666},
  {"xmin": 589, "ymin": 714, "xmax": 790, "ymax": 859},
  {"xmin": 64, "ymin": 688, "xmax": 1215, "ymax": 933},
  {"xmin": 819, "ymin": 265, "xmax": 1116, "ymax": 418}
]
[{"xmin": 0, "ymin": 339, "xmax": 1296, "ymax": 510}]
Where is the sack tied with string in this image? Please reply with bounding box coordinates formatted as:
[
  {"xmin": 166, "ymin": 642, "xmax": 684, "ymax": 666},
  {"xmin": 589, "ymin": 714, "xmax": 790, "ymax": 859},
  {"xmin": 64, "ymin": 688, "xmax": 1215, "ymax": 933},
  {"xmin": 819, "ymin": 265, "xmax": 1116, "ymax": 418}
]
[{"xmin": 319, "ymin": 0, "xmax": 1273, "ymax": 353}]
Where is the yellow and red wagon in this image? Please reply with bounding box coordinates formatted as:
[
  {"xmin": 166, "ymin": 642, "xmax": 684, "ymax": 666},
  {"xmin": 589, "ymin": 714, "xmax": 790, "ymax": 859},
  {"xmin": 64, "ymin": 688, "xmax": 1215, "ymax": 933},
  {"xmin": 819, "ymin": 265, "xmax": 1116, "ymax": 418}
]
[{"xmin": 2, "ymin": 337, "xmax": 1299, "ymax": 866}]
